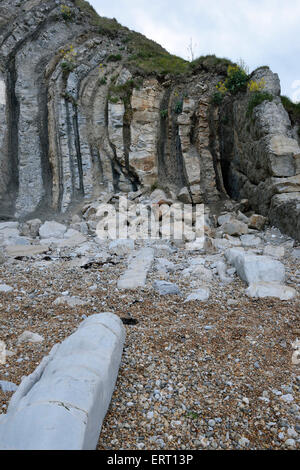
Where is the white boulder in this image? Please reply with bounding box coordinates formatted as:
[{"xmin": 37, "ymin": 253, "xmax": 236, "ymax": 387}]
[
  {"xmin": 0, "ymin": 313, "xmax": 125, "ymax": 450},
  {"xmin": 39, "ymin": 221, "xmax": 67, "ymax": 239},
  {"xmin": 246, "ymin": 283, "xmax": 296, "ymax": 300},
  {"xmin": 225, "ymin": 248, "xmax": 285, "ymax": 285}
]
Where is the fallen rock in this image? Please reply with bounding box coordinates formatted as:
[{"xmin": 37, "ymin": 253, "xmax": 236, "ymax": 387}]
[
  {"xmin": 182, "ymin": 264, "xmax": 213, "ymax": 281},
  {"xmin": 220, "ymin": 220, "xmax": 248, "ymax": 236},
  {"xmin": 0, "ymin": 313, "xmax": 125, "ymax": 450},
  {"xmin": 263, "ymin": 245, "xmax": 285, "ymax": 258},
  {"xmin": 225, "ymin": 248, "xmax": 285, "ymax": 285},
  {"xmin": 249, "ymin": 214, "xmax": 267, "ymax": 231},
  {"xmin": 39, "ymin": 221, "xmax": 67, "ymax": 239},
  {"xmin": 0, "ymin": 284, "xmax": 13, "ymax": 293},
  {"xmin": 185, "ymin": 287, "xmax": 210, "ymax": 302},
  {"xmin": 64, "ymin": 229, "xmax": 82, "ymax": 239},
  {"xmin": 20, "ymin": 219, "xmax": 42, "ymax": 238},
  {"xmin": 0, "ymin": 222, "xmax": 18, "ymax": 230},
  {"xmin": 215, "ymin": 261, "xmax": 234, "ymax": 284},
  {"xmin": 217, "ymin": 213, "xmax": 234, "ymax": 226},
  {"xmin": 118, "ymin": 248, "xmax": 154, "ymax": 289},
  {"xmin": 155, "ymin": 258, "xmax": 176, "ymax": 273},
  {"xmin": 109, "ymin": 239, "xmax": 135, "ymax": 256},
  {"xmin": 54, "ymin": 234, "xmax": 87, "ymax": 248},
  {"xmin": 3, "ymin": 236, "xmax": 31, "ymax": 247},
  {"xmin": 17, "ymin": 331, "xmax": 44, "ymax": 345},
  {"xmin": 5, "ymin": 245, "xmax": 49, "ymax": 258},
  {"xmin": 212, "ymin": 238, "xmax": 232, "ymax": 251},
  {"xmin": 177, "ymin": 187, "xmax": 192, "ymax": 204},
  {"xmin": 153, "ymin": 281, "xmax": 181, "ymax": 296},
  {"xmin": 246, "ymin": 283, "xmax": 297, "ymax": 300},
  {"xmin": 185, "ymin": 237, "xmax": 205, "ymax": 251},
  {"xmin": 53, "ymin": 296, "xmax": 87, "ymax": 307},
  {"xmin": 236, "ymin": 211, "xmax": 250, "ymax": 224},
  {"xmin": 240, "ymin": 234, "xmax": 262, "ymax": 248}
]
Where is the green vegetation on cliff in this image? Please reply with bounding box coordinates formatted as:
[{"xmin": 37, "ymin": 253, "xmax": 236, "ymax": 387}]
[
  {"xmin": 281, "ymin": 96, "xmax": 300, "ymax": 135},
  {"xmin": 73, "ymin": 1, "xmax": 232, "ymax": 76}
]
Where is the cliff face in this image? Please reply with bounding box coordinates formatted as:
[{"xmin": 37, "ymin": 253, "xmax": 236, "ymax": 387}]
[
  {"xmin": 0, "ymin": 0, "xmax": 299, "ymax": 240},
  {"xmin": 219, "ymin": 68, "xmax": 300, "ymax": 240}
]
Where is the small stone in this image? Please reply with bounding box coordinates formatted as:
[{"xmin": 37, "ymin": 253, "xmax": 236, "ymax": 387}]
[
  {"xmin": 17, "ymin": 331, "xmax": 44, "ymax": 345},
  {"xmin": 0, "ymin": 380, "xmax": 18, "ymax": 393},
  {"xmin": 53, "ymin": 296, "xmax": 87, "ymax": 307},
  {"xmin": 153, "ymin": 281, "xmax": 181, "ymax": 296},
  {"xmin": 249, "ymin": 214, "xmax": 267, "ymax": 231},
  {"xmin": 185, "ymin": 288, "xmax": 210, "ymax": 302},
  {"xmin": 239, "ymin": 437, "xmax": 250, "ymax": 447},
  {"xmin": 0, "ymin": 284, "xmax": 13, "ymax": 293},
  {"xmin": 221, "ymin": 220, "xmax": 248, "ymax": 236},
  {"xmin": 109, "ymin": 239, "xmax": 135, "ymax": 256},
  {"xmin": 287, "ymin": 428, "xmax": 298, "ymax": 438},
  {"xmin": 281, "ymin": 394, "xmax": 294, "ymax": 403},
  {"xmin": 240, "ymin": 234, "xmax": 262, "ymax": 248},
  {"xmin": 285, "ymin": 439, "xmax": 296, "ymax": 448},
  {"xmin": 246, "ymin": 282, "xmax": 296, "ymax": 301}
]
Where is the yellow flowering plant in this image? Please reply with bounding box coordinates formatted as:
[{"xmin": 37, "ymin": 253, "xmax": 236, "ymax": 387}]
[
  {"xmin": 59, "ymin": 45, "xmax": 77, "ymax": 63},
  {"xmin": 61, "ymin": 5, "xmax": 73, "ymax": 21},
  {"xmin": 59, "ymin": 45, "xmax": 77, "ymax": 75},
  {"xmin": 216, "ymin": 81, "xmax": 227, "ymax": 94},
  {"xmin": 248, "ymin": 78, "xmax": 266, "ymax": 93}
]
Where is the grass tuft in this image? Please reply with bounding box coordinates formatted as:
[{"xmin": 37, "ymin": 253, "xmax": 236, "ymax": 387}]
[
  {"xmin": 281, "ymin": 96, "xmax": 300, "ymax": 137},
  {"xmin": 247, "ymin": 91, "xmax": 274, "ymax": 117}
]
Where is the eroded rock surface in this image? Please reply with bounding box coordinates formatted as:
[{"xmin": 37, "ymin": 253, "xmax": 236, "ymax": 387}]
[{"xmin": 0, "ymin": 1, "xmax": 298, "ymax": 243}]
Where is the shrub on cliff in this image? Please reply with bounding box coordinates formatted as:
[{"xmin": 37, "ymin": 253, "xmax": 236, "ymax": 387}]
[
  {"xmin": 60, "ymin": 5, "xmax": 74, "ymax": 22},
  {"xmin": 211, "ymin": 64, "xmax": 249, "ymax": 105},
  {"xmin": 210, "ymin": 91, "xmax": 224, "ymax": 106},
  {"xmin": 225, "ymin": 65, "xmax": 249, "ymax": 94}
]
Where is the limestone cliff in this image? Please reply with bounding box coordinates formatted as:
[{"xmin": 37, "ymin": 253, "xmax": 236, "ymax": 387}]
[{"xmin": 0, "ymin": 0, "xmax": 299, "ymax": 240}]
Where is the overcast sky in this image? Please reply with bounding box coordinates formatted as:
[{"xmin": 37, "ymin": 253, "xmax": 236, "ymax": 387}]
[{"xmin": 89, "ymin": 0, "xmax": 300, "ymax": 101}]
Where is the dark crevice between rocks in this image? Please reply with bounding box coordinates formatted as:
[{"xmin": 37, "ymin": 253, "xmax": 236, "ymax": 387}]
[
  {"xmin": 5, "ymin": 59, "xmax": 19, "ymax": 217},
  {"xmin": 172, "ymin": 93, "xmax": 194, "ymax": 202},
  {"xmin": 64, "ymin": 99, "xmax": 76, "ymax": 198},
  {"xmin": 157, "ymin": 87, "xmax": 171, "ymax": 187},
  {"xmin": 36, "ymin": 82, "xmax": 53, "ymax": 217},
  {"xmin": 176, "ymin": 127, "xmax": 193, "ymax": 202},
  {"xmin": 72, "ymin": 103, "xmax": 84, "ymax": 196},
  {"xmin": 105, "ymin": 98, "xmax": 121, "ymax": 192},
  {"xmin": 122, "ymin": 88, "xmax": 139, "ymax": 190},
  {"xmin": 208, "ymin": 104, "xmax": 228, "ymax": 198},
  {"xmin": 217, "ymin": 100, "xmax": 237, "ymax": 199},
  {"xmin": 158, "ymin": 88, "xmax": 188, "ymax": 196},
  {"xmin": 90, "ymin": 144, "xmax": 104, "ymax": 189}
]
